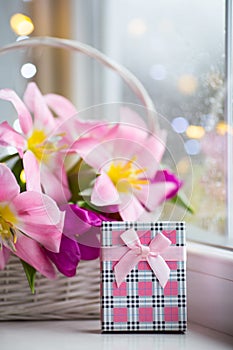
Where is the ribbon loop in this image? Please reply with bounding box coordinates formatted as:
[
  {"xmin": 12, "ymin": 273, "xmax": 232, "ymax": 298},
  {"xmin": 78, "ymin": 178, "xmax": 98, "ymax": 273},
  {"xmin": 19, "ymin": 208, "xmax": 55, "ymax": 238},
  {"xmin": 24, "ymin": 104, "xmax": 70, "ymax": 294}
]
[
  {"xmin": 114, "ymin": 229, "xmax": 172, "ymax": 288},
  {"xmin": 140, "ymin": 245, "xmax": 150, "ymax": 258}
]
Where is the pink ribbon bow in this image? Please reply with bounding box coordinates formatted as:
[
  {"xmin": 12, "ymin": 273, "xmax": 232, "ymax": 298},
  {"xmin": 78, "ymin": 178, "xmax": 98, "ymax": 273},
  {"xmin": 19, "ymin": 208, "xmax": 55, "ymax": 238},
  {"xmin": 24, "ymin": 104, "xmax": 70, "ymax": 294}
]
[{"xmin": 114, "ymin": 228, "xmax": 172, "ymax": 288}]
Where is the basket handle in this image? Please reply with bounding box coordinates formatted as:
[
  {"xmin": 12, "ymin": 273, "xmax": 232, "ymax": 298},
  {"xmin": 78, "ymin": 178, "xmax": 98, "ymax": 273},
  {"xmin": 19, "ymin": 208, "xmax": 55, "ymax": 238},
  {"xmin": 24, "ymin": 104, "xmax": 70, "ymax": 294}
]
[{"xmin": 0, "ymin": 36, "xmax": 158, "ymax": 131}]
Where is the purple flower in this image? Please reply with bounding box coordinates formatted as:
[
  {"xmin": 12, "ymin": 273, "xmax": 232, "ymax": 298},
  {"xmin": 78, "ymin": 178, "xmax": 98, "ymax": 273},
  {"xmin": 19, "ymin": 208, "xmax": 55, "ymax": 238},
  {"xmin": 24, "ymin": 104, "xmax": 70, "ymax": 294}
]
[
  {"xmin": 152, "ymin": 169, "xmax": 183, "ymax": 200},
  {"xmin": 67, "ymin": 204, "xmax": 115, "ymax": 259},
  {"xmin": 45, "ymin": 235, "xmax": 81, "ymax": 277},
  {"xmin": 44, "ymin": 204, "xmax": 112, "ymax": 277}
]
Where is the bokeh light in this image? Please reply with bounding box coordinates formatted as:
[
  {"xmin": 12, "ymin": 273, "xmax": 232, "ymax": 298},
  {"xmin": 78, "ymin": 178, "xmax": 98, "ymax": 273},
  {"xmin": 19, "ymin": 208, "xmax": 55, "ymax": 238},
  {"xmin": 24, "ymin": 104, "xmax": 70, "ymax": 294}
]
[
  {"xmin": 128, "ymin": 18, "xmax": 147, "ymax": 36},
  {"xmin": 176, "ymin": 157, "xmax": 191, "ymax": 175},
  {"xmin": 216, "ymin": 121, "xmax": 232, "ymax": 135},
  {"xmin": 177, "ymin": 74, "xmax": 198, "ymax": 95},
  {"xmin": 21, "ymin": 63, "xmax": 37, "ymax": 79},
  {"xmin": 186, "ymin": 125, "xmax": 205, "ymax": 139},
  {"xmin": 10, "ymin": 13, "xmax": 34, "ymax": 36},
  {"xmin": 149, "ymin": 64, "xmax": 167, "ymax": 80},
  {"xmin": 184, "ymin": 139, "xmax": 201, "ymax": 155},
  {"xmin": 171, "ymin": 117, "xmax": 189, "ymax": 133}
]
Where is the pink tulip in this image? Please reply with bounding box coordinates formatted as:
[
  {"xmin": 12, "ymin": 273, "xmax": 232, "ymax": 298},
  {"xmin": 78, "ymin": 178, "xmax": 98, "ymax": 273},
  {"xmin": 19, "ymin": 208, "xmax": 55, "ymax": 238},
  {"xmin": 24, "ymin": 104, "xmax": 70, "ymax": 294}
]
[
  {"xmin": 73, "ymin": 109, "xmax": 182, "ymax": 220},
  {"xmin": 0, "ymin": 83, "xmax": 77, "ymax": 203},
  {"xmin": 0, "ymin": 163, "xmax": 65, "ymax": 278}
]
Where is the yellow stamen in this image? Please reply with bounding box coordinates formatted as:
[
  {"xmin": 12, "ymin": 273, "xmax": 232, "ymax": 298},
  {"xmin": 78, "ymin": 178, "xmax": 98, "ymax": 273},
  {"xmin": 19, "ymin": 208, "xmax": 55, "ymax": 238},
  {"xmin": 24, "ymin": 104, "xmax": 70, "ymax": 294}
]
[
  {"xmin": 107, "ymin": 157, "xmax": 149, "ymax": 193},
  {"xmin": 0, "ymin": 205, "xmax": 18, "ymax": 251},
  {"xmin": 27, "ymin": 129, "xmax": 47, "ymax": 161},
  {"xmin": 27, "ymin": 129, "xmax": 67, "ymax": 163},
  {"xmin": 0, "ymin": 205, "xmax": 17, "ymax": 225}
]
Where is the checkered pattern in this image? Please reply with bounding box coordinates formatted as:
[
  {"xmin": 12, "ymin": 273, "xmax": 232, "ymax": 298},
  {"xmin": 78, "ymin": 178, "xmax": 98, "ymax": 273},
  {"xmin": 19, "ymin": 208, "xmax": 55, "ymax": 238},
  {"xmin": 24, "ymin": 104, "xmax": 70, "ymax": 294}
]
[{"xmin": 101, "ymin": 222, "xmax": 187, "ymax": 332}]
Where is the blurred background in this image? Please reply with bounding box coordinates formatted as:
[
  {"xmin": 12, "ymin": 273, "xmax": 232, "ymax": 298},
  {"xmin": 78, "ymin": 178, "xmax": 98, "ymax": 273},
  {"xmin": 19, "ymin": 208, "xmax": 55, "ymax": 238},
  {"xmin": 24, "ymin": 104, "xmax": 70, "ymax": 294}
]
[{"xmin": 0, "ymin": 0, "xmax": 229, "ymax": 246}]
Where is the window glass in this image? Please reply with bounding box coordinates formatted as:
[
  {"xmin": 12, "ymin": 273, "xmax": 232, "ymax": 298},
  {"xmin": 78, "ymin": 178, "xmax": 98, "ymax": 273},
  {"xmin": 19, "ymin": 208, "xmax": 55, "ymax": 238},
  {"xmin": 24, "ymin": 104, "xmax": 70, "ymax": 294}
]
[{"xmin": 98, "ymin": 0, "xmax": 227, "ymax": 241}]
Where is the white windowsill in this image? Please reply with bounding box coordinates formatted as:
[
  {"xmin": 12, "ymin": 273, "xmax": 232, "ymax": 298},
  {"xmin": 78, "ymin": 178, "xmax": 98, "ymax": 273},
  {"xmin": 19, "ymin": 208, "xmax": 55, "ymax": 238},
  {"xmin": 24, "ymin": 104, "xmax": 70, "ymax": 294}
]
[
  {"xmin": 1, "ymin": 320, "xmax": 233, "ymax": 350},
  {"xmin": 187, "ymin": 241, "xmax": 233, "ymax": 336}
]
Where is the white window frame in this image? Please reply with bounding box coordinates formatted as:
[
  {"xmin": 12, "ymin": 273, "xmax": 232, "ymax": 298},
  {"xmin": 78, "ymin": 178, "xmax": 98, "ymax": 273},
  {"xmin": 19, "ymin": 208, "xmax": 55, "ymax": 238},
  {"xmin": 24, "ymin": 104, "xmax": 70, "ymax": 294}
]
[
  {"xmin": 226, "ymin": 0, "xmax": 233, "ymax": 238},
  {"xmin": 185, "ymin": 1, "xmax": 233, "ymax": 336}
]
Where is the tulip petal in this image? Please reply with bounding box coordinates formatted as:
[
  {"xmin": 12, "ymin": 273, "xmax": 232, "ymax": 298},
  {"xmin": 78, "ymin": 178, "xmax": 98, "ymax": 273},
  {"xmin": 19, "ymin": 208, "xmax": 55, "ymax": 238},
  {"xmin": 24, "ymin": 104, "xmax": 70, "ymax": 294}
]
[
  {"xmin": 44, "ymin": 93, "xmax": 78, "ymax": 120},
  {"xmin": 72, "ymin": 137, "xmax": 110, "ymax": 169},
  {"xmin": 75, "ymin": 224, "xmax": 101, "ymax": 249},
  {"xmin": 0, "ymin": 163, "xmax": 20, "ymax": 202},
  {"xmin": 0, "ymin": 88, "xmax": 33, "ymax": 135},
  {"xmin": 152, "ymin": 170, "xmax": 183, "ymax": 200},
  {"xmin": 144, "ymin": 131, "xmax": 166, "ymax": 163},
  {"xmin": 14, "ymin": 231, "xmax": 56, "ymax": 279},
  {"xmin": 91, "ymin": 172, "xmax": 120, "ymax": 206},
  {"xmin": 13, "ymin": 191, "xmax": 62, "ymax": 224},
  {"xmin": 110, "ymin": 138, "xmax": 143, "ymax": 160},
  {"xmin": 59, "ymin": 204, "xmax": 93, "ymax": 239},
  {"xmin": 23, "ymin": 150, "xmax": 41, "ymax": 192},
  {"xmin": 0, "ymin": 121, "xmax": 25, "ymax": 157},
  {"xmin": 79, "ymin": 243, "xmax": 100, "ymax": 260},
  {"xmin": 135, "ymin": 181, "xmax": 179, "ymax": 211},
  {"xmin": 60, "ymin": 204, "xmax": 111, "ymax": 253},
  {"xmin": 87, "ymin": 123, "xmax": 119, "ymax": 143},
  {"xmin": 12, "ymin": 191, "xmax": 64, "ymax": 252},
  {"xmin": 23, "ymin": 82, "xmax": 55, "ymax": 130},
  {"xmin": 60, "ymin": 203, "xmax": 109, "ymax": 237},
  {"xmin": 135, "ymin": 133, "xmax": 166, "ymax": 178},
  {"xmin": 45, "ymin": 235, "xmax": 81, "ymax": 277},
  {"xmin": 120, "ymin": 107, "xmax": 148, "ymax": 130},
  {"xmin": 118, "ymin": 193, "xmax": 145, "ymax": 221},
  {"xmin": 69, "ymin": 204, "xmax": 105, "ymax": 227},
  {"xmin": 40, "ymin": 162, "xmax": 71, "ymax": 203}
]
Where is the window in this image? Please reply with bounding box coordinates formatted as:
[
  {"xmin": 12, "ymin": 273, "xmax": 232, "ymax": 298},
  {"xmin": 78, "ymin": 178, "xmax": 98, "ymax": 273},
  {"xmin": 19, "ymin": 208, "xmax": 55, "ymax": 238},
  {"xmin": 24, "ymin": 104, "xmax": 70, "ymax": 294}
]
[
  {"xmin": 0, "ymin": 0, "xmax": 232, "ymax": 250},
  {"xmin": 83, "ymin": 0, "xmax": 231, "ymax": 249}
]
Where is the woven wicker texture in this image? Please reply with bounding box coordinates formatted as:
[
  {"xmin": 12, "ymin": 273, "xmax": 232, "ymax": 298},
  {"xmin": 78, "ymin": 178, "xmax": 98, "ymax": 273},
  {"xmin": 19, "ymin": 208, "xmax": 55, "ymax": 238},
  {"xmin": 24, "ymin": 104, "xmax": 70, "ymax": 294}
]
[
  {"xmin": 0, "ymin": 255, "xmax": 100, "ymax": 320},
  {"xmin": 0, "ymin": 37, "xmax": 155, "ymax": 320}
]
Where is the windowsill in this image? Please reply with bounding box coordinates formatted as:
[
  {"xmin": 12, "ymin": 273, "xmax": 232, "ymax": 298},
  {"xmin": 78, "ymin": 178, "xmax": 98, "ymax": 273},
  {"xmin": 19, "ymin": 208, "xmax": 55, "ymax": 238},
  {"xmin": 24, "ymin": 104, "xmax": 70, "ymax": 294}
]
[
  {"xmin": 1, "ymin": 320, "xmax": 233, "ymax": 350},
  {"xmin": 186, "ymin": 240, "xmax": 233, "ymax": 336}
]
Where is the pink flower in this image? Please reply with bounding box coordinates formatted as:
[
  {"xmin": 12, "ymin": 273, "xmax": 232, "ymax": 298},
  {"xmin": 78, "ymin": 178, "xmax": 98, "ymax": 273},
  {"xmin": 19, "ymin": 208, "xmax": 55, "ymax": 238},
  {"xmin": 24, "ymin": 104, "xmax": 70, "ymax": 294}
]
[
  {"xmin": 44, "ymin": 204, "xmax": 113, "ymax": 276},
  {"xmin": 44, "ymin": 235, "xmax": 81, "ymax": 277},
  {"xmin": 22, "ymin": 150, "xmax": 81, "ymax": 278},
  {"xmin": 73, "ymin": 108, "xmax": 182, "ymax": 220},
  {"xmin": 59, "ymin": 203, "xmax": 115, "ymax": 260},
  {"xmin": 0, "ymin": 83, "xmax": 78, "ymax": 203},
  {"xmin": 0, "ymin": 163, "xmax": 64, "ymax": 278}
]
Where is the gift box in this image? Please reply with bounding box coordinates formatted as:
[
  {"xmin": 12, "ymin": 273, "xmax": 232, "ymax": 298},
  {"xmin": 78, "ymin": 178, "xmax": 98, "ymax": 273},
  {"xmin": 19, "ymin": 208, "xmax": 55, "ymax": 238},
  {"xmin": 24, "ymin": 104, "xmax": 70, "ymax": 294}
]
[{"xmin": 100, "ymin": 221, "xmax": 187, "ymax": 332}]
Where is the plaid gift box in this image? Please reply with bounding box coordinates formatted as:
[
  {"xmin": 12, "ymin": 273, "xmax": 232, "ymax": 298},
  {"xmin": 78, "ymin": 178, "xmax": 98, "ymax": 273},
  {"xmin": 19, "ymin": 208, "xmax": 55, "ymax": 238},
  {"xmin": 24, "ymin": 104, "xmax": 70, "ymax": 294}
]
[{"xmin": 100, "ymin": 221, "xmax": 187, "ymax": 332}]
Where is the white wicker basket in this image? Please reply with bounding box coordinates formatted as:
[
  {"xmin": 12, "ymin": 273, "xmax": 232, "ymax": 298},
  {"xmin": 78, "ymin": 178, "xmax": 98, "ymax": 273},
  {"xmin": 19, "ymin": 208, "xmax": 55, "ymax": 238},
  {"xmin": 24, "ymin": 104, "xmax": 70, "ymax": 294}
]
[{"xmin": 0, "ymin": 37, "xmax": 156, "ymax": 320}]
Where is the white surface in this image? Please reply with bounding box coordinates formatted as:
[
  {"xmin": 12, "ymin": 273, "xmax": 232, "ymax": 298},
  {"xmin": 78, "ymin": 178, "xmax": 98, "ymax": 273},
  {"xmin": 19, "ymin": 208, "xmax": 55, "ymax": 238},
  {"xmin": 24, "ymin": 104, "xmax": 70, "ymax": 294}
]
[
  {"xmin": 187, "ymin": 242, "xmax": 233, "ymax": 335},
  {"xmin": 1, "ymin": 321, "xmax": 233, "ymax": 350}
]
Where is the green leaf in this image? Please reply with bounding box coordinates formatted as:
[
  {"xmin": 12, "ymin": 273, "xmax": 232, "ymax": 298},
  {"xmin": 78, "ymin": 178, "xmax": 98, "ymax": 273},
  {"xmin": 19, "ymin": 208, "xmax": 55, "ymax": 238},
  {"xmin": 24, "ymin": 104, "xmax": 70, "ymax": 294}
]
[
  {"xmin": 170, "ymin": 192, "xmax": 195, "ymax": 214},
  {"xmin": 21, "ymin": 259, "xmax": 36, "ymax": 294},
  {"xmin": 0, "ymin": 153, "xmax": 18, "ymax": 163},
  {"xmin": 77, "ymin": 200, "xmax": 97, "ymax": 212},
  {"xmin": 68, "ymin": 161, "xmax": 98, "ymax": 203}
]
